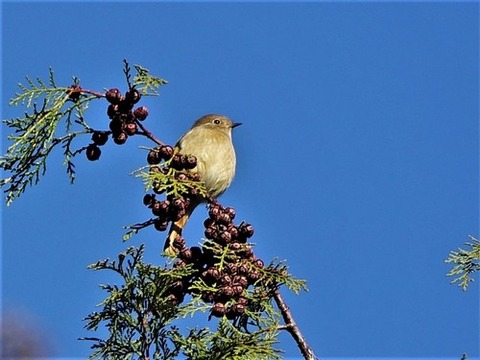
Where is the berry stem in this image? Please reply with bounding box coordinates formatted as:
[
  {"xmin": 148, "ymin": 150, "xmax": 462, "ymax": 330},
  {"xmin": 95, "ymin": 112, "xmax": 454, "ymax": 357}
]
[
  {"xmin": 273, "ymin": 290, "xmax": 317, "ymax": 360},
  {"xmin": 135, "ymin": 119, "xmax": 164, "ymax": 146},
  {"xmin": 126, "ymin": 218, "xmax": 156, "ymax": 231},
  {"xmin": 69, "ymin": 86, "xmax": 105, "ymax": 99},
  {"xmin": 82, "ymin": 88, "xmax": 105, "ymax": 98}
]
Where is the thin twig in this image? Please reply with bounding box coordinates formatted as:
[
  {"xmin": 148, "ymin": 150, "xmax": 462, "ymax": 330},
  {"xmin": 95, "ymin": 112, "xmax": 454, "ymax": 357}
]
[
  {"xmin": 126, "ymin": 218, "xmax": 156, "ymax": 231},
  {"xmin": 80, "ymin": 88, "xmax": 105, "ymax": 98},
  {"xmin": 136, "ymin": 119, "xmax": 164, "ymax": 146},
  {"xmin": 273, "ymin": 290, "xmax": 317, "ymax": 360}
]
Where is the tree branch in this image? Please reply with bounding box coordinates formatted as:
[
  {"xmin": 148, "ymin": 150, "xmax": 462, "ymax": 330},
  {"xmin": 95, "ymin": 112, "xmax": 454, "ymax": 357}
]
[
  {"xmin": 135, "ymin": 119, "xmax": 164, "ymax": 146},
  {"xmin": 274, "ymin": 290, "xmax": 317, "ymax": 360}
]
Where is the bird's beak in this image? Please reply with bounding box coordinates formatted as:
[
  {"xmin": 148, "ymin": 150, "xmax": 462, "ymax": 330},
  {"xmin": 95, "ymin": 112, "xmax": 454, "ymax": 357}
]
[{"xmin": 231, "ymin": 122, "xmax": 242, "ymax": 128}]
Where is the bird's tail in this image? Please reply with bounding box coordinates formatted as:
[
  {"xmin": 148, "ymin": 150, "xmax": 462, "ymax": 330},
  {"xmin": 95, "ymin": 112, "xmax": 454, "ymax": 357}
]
[{"xmin": 164, "ymin": 201, "xmax": 198, "ymax": 256}]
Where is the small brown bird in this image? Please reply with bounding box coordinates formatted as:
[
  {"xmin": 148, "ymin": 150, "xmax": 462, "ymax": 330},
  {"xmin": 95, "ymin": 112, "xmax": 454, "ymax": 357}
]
[{"xmin": 164, "ymin": 114, "xmax": 241, "ymax": 255}]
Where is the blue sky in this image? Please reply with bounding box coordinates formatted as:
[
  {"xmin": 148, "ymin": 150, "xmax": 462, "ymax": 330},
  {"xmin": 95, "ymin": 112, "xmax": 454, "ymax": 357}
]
[{"xmin": 1, "ymin": 1, "xmax": 479, "ymax": 359}]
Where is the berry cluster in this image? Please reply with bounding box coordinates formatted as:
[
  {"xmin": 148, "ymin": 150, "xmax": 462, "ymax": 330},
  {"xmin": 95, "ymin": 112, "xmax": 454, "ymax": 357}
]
[
  {"xmin": 85, "ymin": 87, "xmax": 150, "ymax": 161},
  {"xmin": 147, "ymin": 146, "xmax": 198, "ymax": 174},
  {"xmin": 143, "ymin": 145, "xmax": 203, "ymax": 232},
  {"xmin": 86, "ymin": 131, "xmax": 109, "ymax": 161},
  {"xmin": 143, "ymin": 193, "xmax": 192, "ymax": 232},
  {"xmin": 147, "ymin": 145, "xmax": 174, "ymax": 166},
  {"xmin": 165, "ymin": 201, "xmax": 262, "ymax": 319},
  {"xmin": 106, "ymin": 87, "xmax": 147, "ymax": 144}
]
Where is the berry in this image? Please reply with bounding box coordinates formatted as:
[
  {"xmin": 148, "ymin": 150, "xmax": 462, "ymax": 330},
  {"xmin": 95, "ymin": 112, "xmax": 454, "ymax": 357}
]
[
  {"xmin": 86, "ymin": 144, "xmax": 101, "ymax": 161},
  {"xmin": 218, "ymin": 230, "xmax": 232, "ymax": 244},
  {"xmin": 235, "ymin": 275, "xmax": 248, "ymax": 288},
  {"xmin": 219, "ymin": 212, "xmax": 233, "ymax": 224},
  {"xmin": 107, "ymin": 104, "xmax": 119, "ymax": 119},
  {"xmin": 133, "ymin": 106, "xmax": 149, "ymax": 120},
  {"xmin": 204, "ymin": 226, "xmax": 216, "ymax": 239},
  {"xmin": 248, "ymin": 271, "xmax": 261, "ymax": 284},
  {"xmin": 229, "ymin": 242, "xmax": 242, "ymax": 251},
  {"xmin": 105, "ymin": 88, "xmax": 122, "ymax": 104},
  {"xmin": 237, "ymin": 297, "xmax": 249, "ymax": 306},
  {"xmin": 204, "ymin": 218, "xmax": 215, "ymax": 228},
  {"xmin": 175, "ymin": 173, "xmax": 189, "ymax": 181},
  {"xmin": 113, "ymin": 131, "xmax": 128, "ymax": 145},
  {"xmin": 244, "ymin": 247, "xmax": 255, "ymax": 259},
  {"xmin": 109, "ymin": 120, "xmax": 123, "ymax": 133},
  {"xmin": 170, "ymin": 154, "xmax": 185, "ymax": 170},
  {"xmin": 232, "ymin": 284, "xmax": 244, "ymax": 296},
  {"xmin": 179, "ymin": 248, "xmax": 193, "ymax": 261},
  {"xmin": 211, "ymin": 302, "xmax": 226, "ymax": 317},
  {"xmin": 208, "ymin": 206, "xmax": 222, "ymax": 222},
  {"xmin": 231, "ymin": 303, "xmax": 245, "ymax": 315},
  {"xmin": 225, "ymin": 263, "xmax": 238, "ymax": 275},
  {"xmin": 173, "ymin": 209, "xmax": 186, "ymax": 222},
  {"xmin": 118, "ymin": 111, "xmax": 134, "ymax": 122},
  {"xmin": 219, "ymin": 274, "xmax": 232, "ymax": 286},
  {"xmin": 190, "ymin": 246, "xmax": 203, "ymax": 262},
  {"xmin": 204, "ymin": 267, "xmax": 221, "ymax": 281},
  {"xmin": 237, "ymin": 263, "xmax": 249, "ymax": 275},
  {"xmin": 227, "ymin": 224, "xmax": 240, "ymax": 242},
  {"xmin": 225, "ymin": 207, "xmax": 236, "ymax": 220},
  {"xmin": 154, "ymin": 218, "xmax": 168, "ymax": 232},
  {"xmin": 201, "ymin": 292, "xmax": 215, "ymax": 303},
  {"xmin": 124, "ymin": 122, "xmax": 137, "ymax": 136},
  {"xmin": 143, "ymin": 194, "xmax": 154, "ymax": 206},
  {"xmin": 152, "ymin": 200, "xmax": 169, "ymax": 217},
  {"xmin": 173, "ymin": 236, "xmax": 186, "ymax": 250},
  {"xmin": 184, "ymin": 155, "xmax": 197, "ymax": 169},
  {"xmin": 239, "ymin": 223, "xmax": 254, "ymax": 238},
  {"xmin": 125, "ymin": 88, "xmax": 141, "ymax": 105},
  {"xmin": 253, "ymin": 258, "xmax": 264, "ymax": 268},
  {"xmin": 220, "ymin": 285, "xmax": 235, "ymax": 298},
  {"xmin": 171, "ymin": 197, "xmax": 186, "ymax": 211},
  {"xmin": 92, "ymin": 131, "xmax": 109, "ymax": 146},
  {"xmin": 67, "ymin": 85, "xmax": 82, "ymax": 102},
  {"xmin": 158, "ymin": 145, "xmax": 174, "ymax": 161},
  {"xmin": 147, "ymin": 149, "xmax": 161, "ymax": 165}
]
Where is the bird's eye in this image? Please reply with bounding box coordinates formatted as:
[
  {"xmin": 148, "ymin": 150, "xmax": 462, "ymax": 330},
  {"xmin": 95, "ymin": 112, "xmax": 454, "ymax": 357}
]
[{"xmin": 213, "ymin": 119, "xmax": 221, "ymax": 125}]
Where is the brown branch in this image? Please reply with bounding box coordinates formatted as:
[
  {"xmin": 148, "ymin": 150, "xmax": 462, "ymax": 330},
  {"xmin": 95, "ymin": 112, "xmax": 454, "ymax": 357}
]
[
  {"xmin": 273, "ymin": 290, "xmax": 317, "ymax": 360},
  {"xmin": 67, "ymin": 86, "xmax": 105, "ymax": 102},
  {"xmin": 135, "ymin": 119, "xmax": 164, "ymax": 146},
  {"xmin": 126, "ymin": 218, "xmax": 156, "ymax": 231},
  {"xmin": 82, "ymin": 88, "xmax": 105, "ymax": 98}
]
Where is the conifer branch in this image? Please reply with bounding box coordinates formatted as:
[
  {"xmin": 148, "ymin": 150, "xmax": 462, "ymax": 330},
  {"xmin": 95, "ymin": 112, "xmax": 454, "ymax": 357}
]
[
  {"xmin": 2, "ymin": 62, "xmax": 316, "ymax": 359},
  {"xmin": 1, "ymin": 62, "xmax": 168, "ymax": 205},
  {"xmin": 446, "ymin": 235, "xmax": 480, "ymax": 291},
  {"xmin": 274, "ymin": 291, "xmax": 317, "ymax": 359}
]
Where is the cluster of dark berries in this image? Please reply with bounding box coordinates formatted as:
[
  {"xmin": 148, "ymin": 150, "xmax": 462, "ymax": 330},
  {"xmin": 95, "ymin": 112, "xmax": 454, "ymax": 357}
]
[
  {"xmin": 85, "ymin": 131, "xmax": 109, "ymax": 161},
  {"xmin": 143, "ymin": 194, "xmax": 192, "ymax": 232},
  {"xmin": 166, "ymin": 201, "xmax": 262, "ymax": 319},
  {"xmin": 85, "ymin": 87, "xmax": 149, "ymax": 162},
  {"xmin": 142, "ymin": 144, "xmax": 204, "ymax": 237},
  {"xmin": 105, "ymin": 87, "xmax": 149, "ymax": 145},
  {"xmin": 147, "ymin": 146, "xmax": 197, "ymax": 171},
  {"xmin": 170, "ymin": 153, "xmax": 198, "ymax": 171},
  {"xmin": 203, "ymin": 202, "xmax": 255, "ymax": 248},
  {"xmin": 147, "ymin": 145, "xmax": 174, "ymax": 165},
  {"xmin": 147, "ymin": 145, "xmax": 201, "ymax": 197}
]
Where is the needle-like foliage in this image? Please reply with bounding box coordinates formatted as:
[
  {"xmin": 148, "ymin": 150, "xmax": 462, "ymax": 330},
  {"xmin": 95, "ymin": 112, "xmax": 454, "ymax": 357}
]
[
  {"xmin": 2, "ymin": 62, "xmax": 315, "ymax": 360},
  {"xmin": 446, "ymin": 235, "xmax": 480, "ymax": 291}
]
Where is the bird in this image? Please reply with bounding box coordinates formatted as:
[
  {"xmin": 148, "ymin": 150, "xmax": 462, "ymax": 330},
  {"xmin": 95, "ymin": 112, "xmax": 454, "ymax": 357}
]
[{"xmin": 164, "ymin": 114, "xmax": 241, "ymax": 255}]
